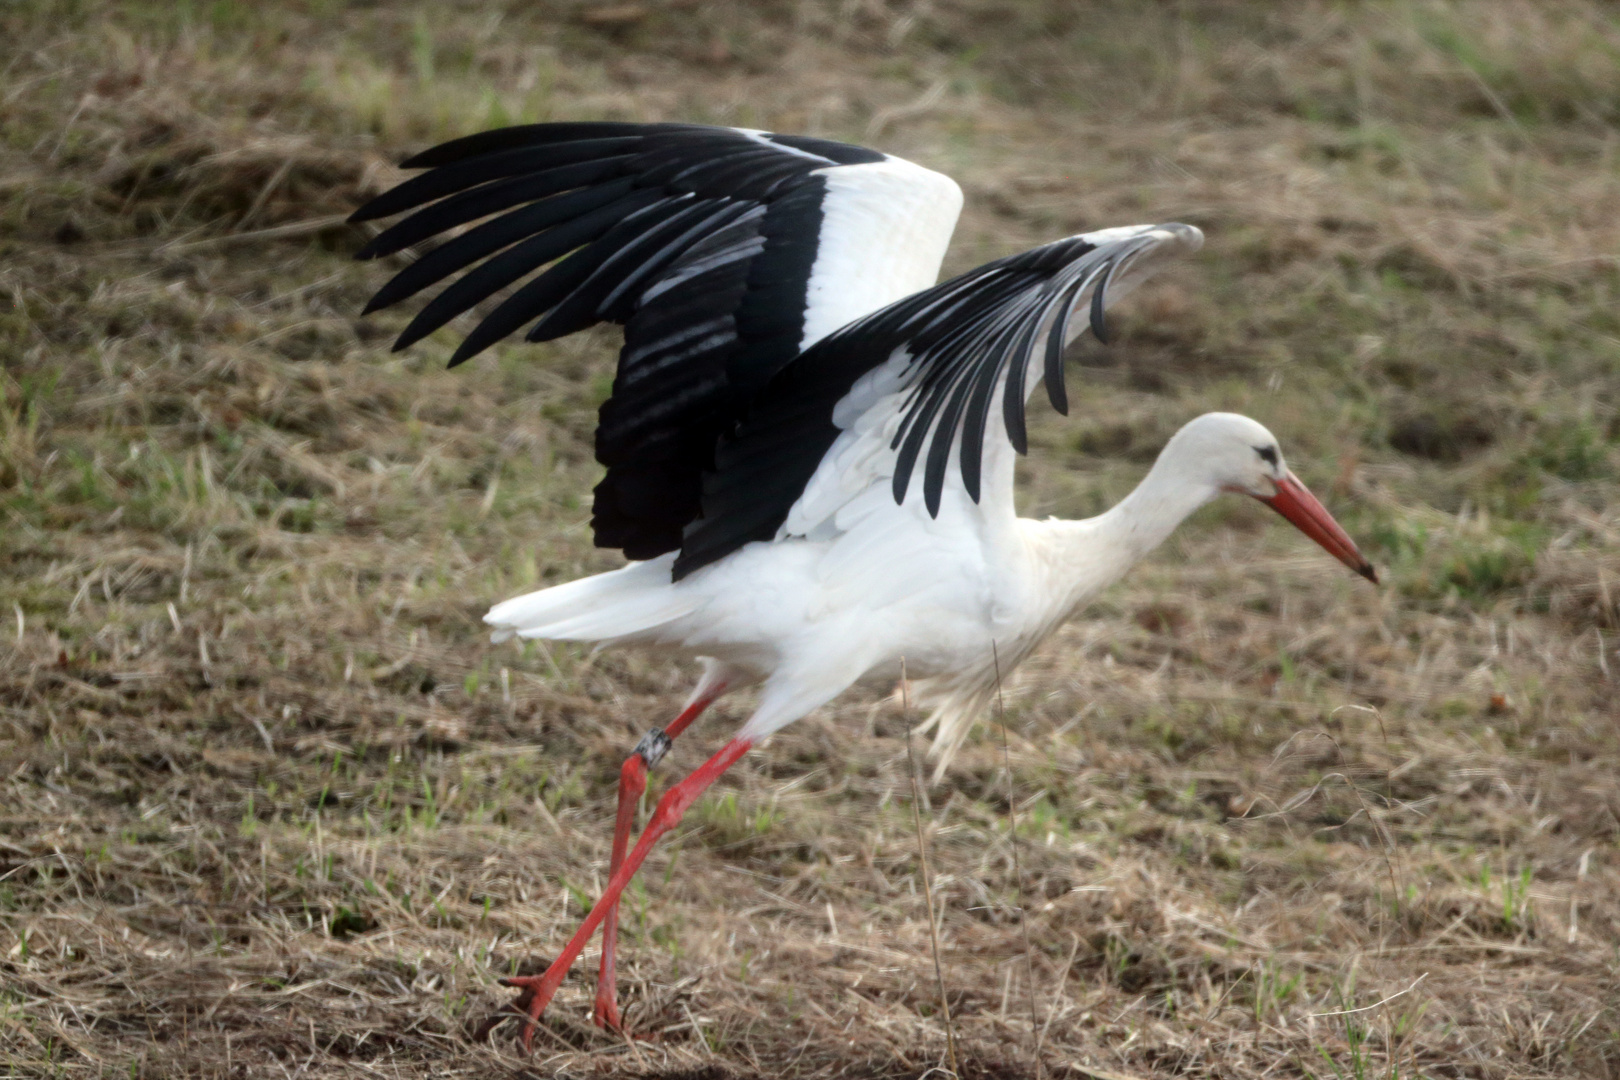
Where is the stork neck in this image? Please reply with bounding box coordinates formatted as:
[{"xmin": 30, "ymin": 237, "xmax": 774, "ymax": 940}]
[
  {"xmin": 1108, "ymin": 452, "xmax": 1222, "ymax": 561},
  {"xmin": 1031, "ymin": 453, "xmax": 1219, "ymax": 616}
]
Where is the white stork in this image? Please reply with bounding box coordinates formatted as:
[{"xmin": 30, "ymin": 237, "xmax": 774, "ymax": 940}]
[{"xmin": 349, "ymin": 122, "xmax": 1376, "ymax": 1044}]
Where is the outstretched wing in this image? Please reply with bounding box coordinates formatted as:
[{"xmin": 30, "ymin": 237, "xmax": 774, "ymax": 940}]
[
  {"xmin": 677, "ymin": 223, "xmax": 1204, "ymax": 579},
  {"xmin": 351, "ymin": 122, "xmax": 963, "ymax": 558}
]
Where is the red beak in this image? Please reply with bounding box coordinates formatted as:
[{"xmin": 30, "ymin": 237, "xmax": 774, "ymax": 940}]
[{"xmin": 1258, "ymin": 473, "xmax": 1378, "ymax": 583}]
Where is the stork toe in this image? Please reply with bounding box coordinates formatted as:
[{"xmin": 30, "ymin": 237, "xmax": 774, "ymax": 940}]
[
  {"xmin": 496, "ymin": 974, "xmax": 551, "ymax": 1050},
  {"xmin": 591, "ymin": 992, "xmax": 622, "ymax": 1032}
]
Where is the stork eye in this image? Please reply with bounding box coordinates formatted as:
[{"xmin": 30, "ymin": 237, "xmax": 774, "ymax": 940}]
[{"xmin": 1255, "ymin": 445, "xmax": 1279, "ymax": 466}]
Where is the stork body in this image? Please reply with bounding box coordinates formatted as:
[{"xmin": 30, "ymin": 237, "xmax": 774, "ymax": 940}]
[
  {"xmin": 485, "ymin": 411, "xmax": 1294, "ymax": 755},
  {"xmin": 350, "ymin": 122, "xmax": 1375, "ymax": 1042}
]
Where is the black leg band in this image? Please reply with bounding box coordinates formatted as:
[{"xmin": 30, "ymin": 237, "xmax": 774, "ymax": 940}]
[{"xmin": 633, "ymin": 728, "xmax": 672, "ymax": 768}]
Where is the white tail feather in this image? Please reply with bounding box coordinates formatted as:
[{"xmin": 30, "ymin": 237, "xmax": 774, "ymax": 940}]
[
  {"xmin": 907, "ymin": 678, "xmax": 996, "ymax": 782},
  {"xmin": 485, "ymin": 555, "xmax": 697, "ymax": 645}
]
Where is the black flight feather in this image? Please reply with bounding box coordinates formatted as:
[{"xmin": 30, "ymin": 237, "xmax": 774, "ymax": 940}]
[
  {"xmin": 959, "ymin": 310, "xmax": 1039, "ymax": 501},
  {"xmin": 394, "ymin": 188, "xmax": 667, "ymax": 353},
  {"xmin": 356, "ymin": 164, "xmax": 636, "ymax": 263},
  {"xmin": 351, "ymin": 143, "xmax": 639, "ymax": 228},
  {"xmin": 449, "ymin": 192, "xmax": 691, "ymax": 363},
  {"xmin": 399, "ymin": 121, "xmax": 692, "ymax": 169},
  {"xmin": 543, "ymin": 199, "xmax": 759, "ymax": 337},
  {"xmin": 921, "ymin": 358, "xmax": 987, "ymax": 516},
  {"xmin": 361, "ymin": 178, "xmax": 639, "ymax": 312},
  {"xmin": 997, "ymin": 301, "xmax": 1048, "ymax": 457}
]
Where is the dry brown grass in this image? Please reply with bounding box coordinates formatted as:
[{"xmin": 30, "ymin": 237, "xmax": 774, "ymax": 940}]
[{"xmin": 3, "ymin": 2, "xmax": 1619, "ymax": 1077}]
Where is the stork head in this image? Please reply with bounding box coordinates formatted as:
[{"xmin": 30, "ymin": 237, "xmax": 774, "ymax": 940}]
[{"xmin": 1167, "ymin": 413, "xmax": 1377, "ymax": 583}]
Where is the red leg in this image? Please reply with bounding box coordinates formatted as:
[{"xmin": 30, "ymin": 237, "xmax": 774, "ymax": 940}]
[
  {"xmin": 592, "ymin": 681, "xmax": 728, "ymax": 1031},
  {"xmin": 592, "ymin": 753, "xmax": 646, "ymax": 1031},
  {"xmin": 504, "ymin": 736, "xmax": 753, "ymax": 1051}
]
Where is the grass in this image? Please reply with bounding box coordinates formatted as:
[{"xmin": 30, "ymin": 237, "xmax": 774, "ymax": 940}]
[{"xmin": 2, "ymin": 0, "xmax": 1619, "ymax": 1077}]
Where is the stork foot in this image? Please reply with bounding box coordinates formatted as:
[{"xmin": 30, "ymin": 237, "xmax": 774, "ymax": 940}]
[
  {"xmin": 497, "ymin": 973, "xmax": 558, "ymax": 1051},
  {"xmin": 487, "ymin": 736, "xmax": 754, "ymax": 1055},
  {"xmin": 590, "ymin": 991, "xmax": 622, "ymax": 1032}
]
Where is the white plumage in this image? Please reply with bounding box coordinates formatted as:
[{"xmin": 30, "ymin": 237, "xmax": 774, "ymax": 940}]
[
  {"xmin": 798, "ymin": 157, "xmax": 963, "ymax": 346},
  {"xmin": 351, "ymin": 121, "xmax": 1375, "ymax": 1044}
]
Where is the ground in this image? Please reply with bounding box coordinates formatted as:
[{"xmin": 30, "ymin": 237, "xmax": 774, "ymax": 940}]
[{"xmin": 3, "ymin": 2, "xmax": 1619, "ymax": 1077}]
